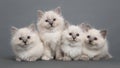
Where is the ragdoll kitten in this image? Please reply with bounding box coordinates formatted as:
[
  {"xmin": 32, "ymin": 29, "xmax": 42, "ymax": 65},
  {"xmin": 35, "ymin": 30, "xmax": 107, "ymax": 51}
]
[
  {"xmin": 56, "ymin": 25, "xmax": 83, "ymax": 61},
  {"xmin": 37, "ymin": 7, "xmax": 66, "ymax": 60},
  {"xmin": 80, "ymin": 23, "xmax": 112, "ymax": 61},
  {"xmin": 11, "ymin": 24, "xmax": 44, "ymax": 61}
]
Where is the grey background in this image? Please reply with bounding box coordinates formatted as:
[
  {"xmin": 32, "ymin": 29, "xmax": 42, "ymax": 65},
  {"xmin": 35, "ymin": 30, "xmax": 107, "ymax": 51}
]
[{"xmin": 0, "ymin": 0, "xmax": 120, "ymax": 68}]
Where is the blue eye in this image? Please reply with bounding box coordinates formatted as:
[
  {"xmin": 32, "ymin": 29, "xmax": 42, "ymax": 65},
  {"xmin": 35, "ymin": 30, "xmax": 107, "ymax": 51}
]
[
  {"xmin": 94, "ymin": 37, "xmax": 97, "ymax": 40},
  {"xmin": 69, "ymin": 33, "xmax": 72, "ymax": 35},
  {"xmin": 27, "ymin": 36, "xmax": 30, "ymax": 39},
  {"xmin": 76, "ymin": 33, "xmax": 79, "ymax": 36},
  {"xmin": 45, "ymin": 20, "xmax": 49, "ymax": 22},
  {"xmin": 53, "ymin": 18, "xmax": 56, "ymax": 21},
  {"xmin": 87, "ymin": 35, "xmax": 90, "ymax": 38},
  {"xmin": 19, "ymin": 37, "xmax": 22, "ymax": 40}
]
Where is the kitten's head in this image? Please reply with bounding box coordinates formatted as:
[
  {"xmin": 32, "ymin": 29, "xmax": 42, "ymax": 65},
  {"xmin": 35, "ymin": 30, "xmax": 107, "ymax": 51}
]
[
  {"xmin": 11, "ymin": 24, "xmax": 38, "ymax": 47},
  {"xmin": 81, "ymin": 23, "xmax": 107, "ymax": 49},
  {"xmin": 62, "ymin": 25, "xmax": 84, "ymax": 43},
  {"xmin": 37, "ymin": 7, "xmax": 64, "ymax": 30}
]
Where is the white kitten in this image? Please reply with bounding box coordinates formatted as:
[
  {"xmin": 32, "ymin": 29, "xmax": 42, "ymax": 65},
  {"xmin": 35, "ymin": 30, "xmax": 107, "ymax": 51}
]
[
  {"xmin": 81, "ymin": 23, "xmax": 112, "ymax": 61},
  {"xmin": 57, "ymin": 25, "xmax": 83, "ymax": 61},
  {"xmin": 11, "ymin": 24, "xmax": 44, "ymax": 62},
  {"xmin": 37, "ymin": 7, "xmax": 66, "ymax": 60}
]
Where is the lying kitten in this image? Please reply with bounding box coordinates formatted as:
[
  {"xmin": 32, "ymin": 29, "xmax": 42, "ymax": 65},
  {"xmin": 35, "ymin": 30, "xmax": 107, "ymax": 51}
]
[
  {"xmin": 11, "ymin": 24, "xmax": 44, "ymax": 61},
  {"xmin": 56, "ymin": 25, "xmax": 83, "ymax": 61},
  {"xmin": 37, "ymin": 7, "xmax": 66, "ymax": 60},
  {"xmin": 81, "ymin": 23, "xmax": 112, "ymax": 61}
]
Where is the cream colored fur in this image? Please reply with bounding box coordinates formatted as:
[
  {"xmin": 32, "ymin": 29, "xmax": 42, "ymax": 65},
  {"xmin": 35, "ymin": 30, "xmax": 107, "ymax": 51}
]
[
  {"xmin": 11, "ymin": 24, "xmax": 44, "ymax": 61},
  {"xmin": 57, "ymin": 25, "xmax": 83, "ymax": 61},
  {"xmin": 81, "ymin": 27, "xmax": 112, "ymax": 61},
  {"xmin": 37, "ymin": 7, "xmax": 65, "ymax": 60}
]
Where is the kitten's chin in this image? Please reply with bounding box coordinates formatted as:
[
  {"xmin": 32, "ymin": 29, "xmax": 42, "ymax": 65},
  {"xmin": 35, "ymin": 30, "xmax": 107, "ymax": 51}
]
[{"xmin": 85, "ymin": 43, "xmax": 103, "ymax": 50}]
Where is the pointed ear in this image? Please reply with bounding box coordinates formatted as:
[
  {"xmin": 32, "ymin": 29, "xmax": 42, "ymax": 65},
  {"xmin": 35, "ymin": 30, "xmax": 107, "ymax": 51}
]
[
  {"xmin": 28, "ymin": 23, "xmax": 36, "ymax": 32},
  {"xmin": 37, "ymin": 10, "xmax": 44, "ymax": 18},
  {"xmin": 54, "ymin": 7, "xmax": 62, "ymax": 15},
  {"xmin": 11, "ymin": 26, "xmax": 18, "ymax": 35},
  {"xmin": 100, "ymin": 30, "xmax": 107, "ymax": 38},
  {"xmin": 64, "ymin": 20, "xmax": 70, "ymax": 30},
  {"xmin": 80, "ymin": 23, "xmax": 91, "ymax": 32}
]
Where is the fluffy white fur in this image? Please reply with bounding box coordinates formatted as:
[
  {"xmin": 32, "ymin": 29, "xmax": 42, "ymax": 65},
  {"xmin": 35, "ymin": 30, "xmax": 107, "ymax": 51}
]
[
  {"xmin": 37, "ymin": 7, "xmax": 65, "ymax": 60},
  {"xmin": 11, "ymin": 24, "xmax": 44, "ymax": 62},
  {"xmin": 58, "ymin": 25, "xmax": 83, "ymax": 61},
  {"xmin": 81, "ymin": 24, "xmax": 112, "ymax": 61}
]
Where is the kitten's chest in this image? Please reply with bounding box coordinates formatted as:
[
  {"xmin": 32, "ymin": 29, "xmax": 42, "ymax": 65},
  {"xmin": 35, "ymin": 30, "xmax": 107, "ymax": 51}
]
[
  {"xmin": 42, "ymin": 31, "xmax": 61, "ymax": 42},
  {"xmin": 61, "ymin": 43, "xmax": 82, "ymax": 58},
  {"xmin": 83, "ymin": 47, "xmax": 101, "ymax": 58}
]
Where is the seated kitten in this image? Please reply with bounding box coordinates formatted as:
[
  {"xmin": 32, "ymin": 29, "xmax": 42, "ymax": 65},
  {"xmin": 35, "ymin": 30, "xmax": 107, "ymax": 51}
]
[
  {"xmin": 11, "ymin": 24, "xmax": 44, "ymax": 61},
  {"xmin": 56, "ymin": 25, "xmax": 83, "ymax": 61},
  {"xmin": 37, "ymin": 7, "xmax": 66, "ymax": 60},
  {"xmin": 81, "ymin": 23, "xmax": 112, "ymax": 61}
]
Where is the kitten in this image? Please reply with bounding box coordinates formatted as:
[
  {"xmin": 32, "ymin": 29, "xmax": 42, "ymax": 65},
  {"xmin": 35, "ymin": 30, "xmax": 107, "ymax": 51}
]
[
  {"xmin": 81, "ymin": 23, "xmax": 112, "ymax": 61},
  {"xmin": 56, "ymin": 25, "xmax": 83, "ymax": 61},
  {"xmin": 11, "ymin": 24, "xmax": 44, "ymax": 61},
  {"xmin": 37, "ymin": 7, "xmax": 66, "ymax": 60}
]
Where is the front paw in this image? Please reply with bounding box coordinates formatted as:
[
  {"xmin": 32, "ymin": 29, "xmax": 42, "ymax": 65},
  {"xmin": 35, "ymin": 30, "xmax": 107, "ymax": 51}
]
[
  {"xmin": 80, "ymin": 55, "xmax": 89, "ymax": 61},
  {"xmin": 16, "ymin": 57, "xmax": 21, "ymax": 62},
  {"xmin": 56, "ymin": 57, "xmax": 63, "ymax": 60},
  {"xmin": 41, "ymin": 56, "xmax": 52, "ymax": 60},
  {"xmin": 63, "ymin": 56, "xmax": 71, "ymax": 61},
  {"xmin": 25, "ymin": 57, "xmax": 37, "ymax": 62}
]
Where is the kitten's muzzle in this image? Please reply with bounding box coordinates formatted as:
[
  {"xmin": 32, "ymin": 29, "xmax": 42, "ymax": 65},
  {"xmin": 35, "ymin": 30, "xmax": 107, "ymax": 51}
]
[
  {"xmin": 22, "ymin": 40, "xmax": 27, "ymax": 45},
  {"xmin": 72, "ymin": 36, "xmax": 76, "ymax": 41},
  {"xmin": 48, "ymin": 22, "xmax": 53, "ymax": 27}
]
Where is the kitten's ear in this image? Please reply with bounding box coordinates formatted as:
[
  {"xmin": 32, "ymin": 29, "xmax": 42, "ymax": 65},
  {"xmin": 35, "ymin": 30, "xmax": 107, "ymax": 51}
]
[
  {"xmin": 37, "ymin": 10, "xmax": 44, "ymax": 18},
  {"xmin": 64, "ymin": 20, "xmax": 70, "ymax": 30},
  {"xmin": 28, "ymin": 23, "xmax": 36, "ymax": 32},
  {"xmin": 11, "ymin": 26, "xmax": 18, "ymax": 35},
  {"xmin": 100, "ymin": 30, "xmax": 107, "ymax": 38},
  {"xmin": 54, "ymin": 7, "xmax": 62, "ymax": 15},
  {"xmin": 80, "ymin": 23, "xmax": 91, "ymax": 32}
]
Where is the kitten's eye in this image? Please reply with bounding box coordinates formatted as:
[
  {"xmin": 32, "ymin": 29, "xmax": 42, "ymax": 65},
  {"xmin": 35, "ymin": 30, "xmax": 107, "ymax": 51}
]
[
  {"xmin": 76, "ymin": 33, "xmax": 79, "ymax": 36},
  {"xmin": 69, "ymin": 33, "xmax": 72, "ymax": 35},
  {"xmin": 45, "ymin": 20, "xmax": 49, "ymax": 22},
  {"xmin": 87, "ymin": 35, "xmax": 90, "ymax": 38},
  {"xmin": 19, "ymin": 37, "xmax": 22, "ymax": 40},
  {"xmin": 27, "ymin": 36, "xmax": 30, "ymax": 39},
  {"xmin": 53, "ymin": 18, "xmax": 56, "ymax": 21},
  {"xmin": 94, "ymin": 37, "xmax": 97, "ymax": 40}
]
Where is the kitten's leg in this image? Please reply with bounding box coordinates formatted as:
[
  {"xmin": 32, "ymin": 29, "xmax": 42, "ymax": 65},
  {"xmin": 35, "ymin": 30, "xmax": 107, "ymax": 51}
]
[
  {"xmin": 25, "ymin": 56, "xmax": 38, "ymax": 62},
  {"xmin": 63, "ymin": 53, "xmax": 71, "ymax": 61},
  {"xmin": 80, "ymin": 53, "xmax": 90, "ymax": 61},
  {"xmin": 55, "ymin": 45, "xmax": 63, "ymax": 60},
  {"xmin": 41, "ymin": 42, "xmax": 53, "ymax": 60}
]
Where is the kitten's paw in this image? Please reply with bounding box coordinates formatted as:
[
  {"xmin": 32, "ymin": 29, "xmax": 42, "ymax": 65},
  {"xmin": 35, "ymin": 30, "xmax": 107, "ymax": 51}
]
[
  {"xmin": 63, "ymin": 56, "xmax": 71, "ymax": 61},
  {"xmin": 56, "ymin": 57, "xmax": 63, "ymax": 60},
  {"xmin": 25, "ymin": 57, "xmax": 37, "ymax": 62},
  {"xmin": 41, "ymin": 56, "xmax": 51, "ymax": 60},
  {"xmin": 16, "ymin": 58, "xmax": 21, "ymax": 62},
  {"xmin": 80, "ymin": 55, "xmax": 89, "ymax": 61}
]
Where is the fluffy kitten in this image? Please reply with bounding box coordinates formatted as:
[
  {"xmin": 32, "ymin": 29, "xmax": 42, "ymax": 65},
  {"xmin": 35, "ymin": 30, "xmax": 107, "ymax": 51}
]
[
  {"xmin": 56, "ymin": 25, "xmax": 83, "ymax": 61},
  {"xmin": 81, "ymin": 23, "xmax": 112, "ymax": 61},
  {"xmin": 11, "ymin": 24, "xmax": 44, "ymax": 61},
  {"xmin": 37, "ymin": 7, "xmax": 66, "ymax": 60}
]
